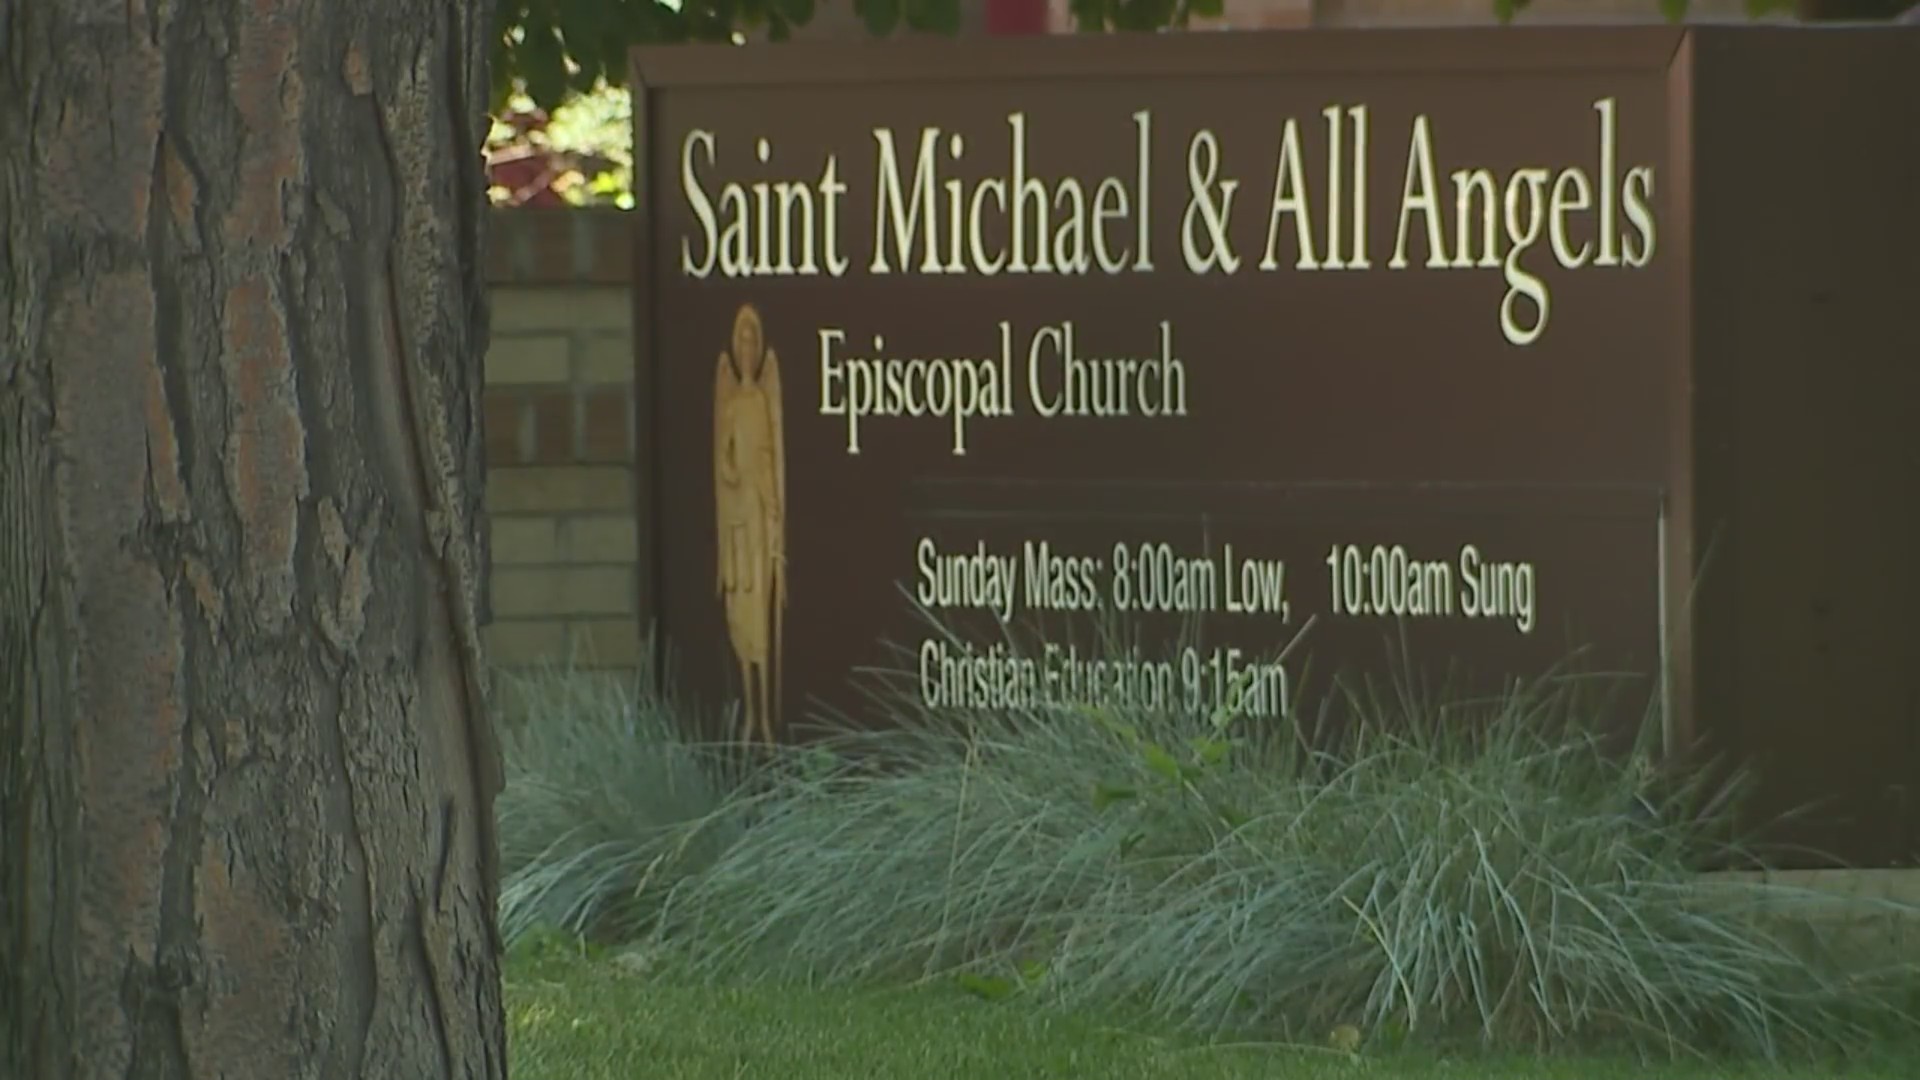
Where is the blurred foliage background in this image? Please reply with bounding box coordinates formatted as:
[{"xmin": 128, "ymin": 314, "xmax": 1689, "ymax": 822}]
[{"xmin": 482, "ymin": 0, "xmax": 1910, "ymax": 208}]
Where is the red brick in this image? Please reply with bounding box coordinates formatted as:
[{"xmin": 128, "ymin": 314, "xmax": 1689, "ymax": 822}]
[
  {"xmin": 482, "ymin": 391, "xmax": 530, "ymax": 466},
  {"xmin": 486, "ymin": 209, "xmax": 632, "ymax": 287},
  {"xmin": 530, "ymin": 391, "xmax": 575, "ymax": 464},
  {"xmin": 580, "ymin": 389, "xmax": 631, "ymax": 464}
]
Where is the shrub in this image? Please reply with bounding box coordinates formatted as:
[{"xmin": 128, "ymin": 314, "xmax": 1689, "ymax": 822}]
[
  {"xmin": 494, "ymin": 651, "xmax": 748, "ymax": 946},
  {"xmin": 656, "ymin": 637, "xmax": 1918, "ymax": 1061}
]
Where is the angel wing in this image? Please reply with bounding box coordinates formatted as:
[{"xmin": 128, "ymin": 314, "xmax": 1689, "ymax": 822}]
[
  {"xmin": 714, "ymin": 351, "xmax": 740, "ymax": 597},
  {"xmin": 762, "ymin": 346, "xmax": 787, "ymax": 613}
]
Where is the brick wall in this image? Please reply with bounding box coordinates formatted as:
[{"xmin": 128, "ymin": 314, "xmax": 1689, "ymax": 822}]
[{"xmin": 483, "ymin": 210, "xmax": 643, "ymax": 673}]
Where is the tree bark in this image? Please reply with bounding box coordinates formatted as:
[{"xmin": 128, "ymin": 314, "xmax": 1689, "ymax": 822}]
[{"xmin": 1, "ymin": 2, "xmax": 507, "ymax": 1078}]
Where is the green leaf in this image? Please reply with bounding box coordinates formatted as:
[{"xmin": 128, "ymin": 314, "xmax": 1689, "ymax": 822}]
[
  {"xmin": 1212, "ymin": 800, "xmax": 1249, "ymax": 829},
  {"xmin": 553, "ymin": 0, "xmax": 606, "ymax": 48},
  {"xmin": 490, "ymin": 37, "xmax": 517, "ymax": 112},
  {"xmin": 858, "ymin": 0, "xmax": 902, "ymax": 35},
  {"xmin": 1087, "ymin": 709, "xmax": 1140, "ymax": 746},
  {"xmin": 567, "ymin": 55, "xmax": 604, "ymax": 94},
  {"xmin": 1018, "ymin": 959, "xmax": 1048, "ymax": 985},
  {"xmin": 1117, "ymin": 829, "xmax": 1148, "ymax": 858},
  {"xmin": 627, "ymin": 0, "xmax": 690, "ymax": 44},
  {"xmin": 1188, "ymin": 736, "xmax": 1230, "ymax": 768},
  {"xmin": 926, "ymin": 0, "xmax": 963, "ymax": 33},
  {"xmin": 1141, "ymin": 742, "xmax": 1183, "ymax": 784},
  {"xmin": 597, "ymin": 31, "xmax": 633, "ymax": 87},
  {"xmin": 1190, "ymin": 0, "xmax": 1224, "ymax": 17},
  {"xmin": 1092, "ymin": 782, "xmax": 1138, "ymax": 810},
  {"xmin": 688, "ymin": 0, "xmax": 739, "ymax": 40},
  {"xmin": 956, "ymin": 972, "xmax": 1017, "ymax": 1001},
  {"xmin": 519, "ymin": 21, "xmax": 569, "ymax": 112},
  {"xmin": 905, "ymin": 0, "xmax": 962, "ymax": 33},
  {"xmin": 1124, "ymin": 0, "xmax": 1179, "ymax": 30},
  {"xmin": 1659, "ymin": 0, "xmax": 1688, "ymax": 21},
  {"xmin": 1068, "ymin": 0, "xmax": 1110, "ymax": 30}
]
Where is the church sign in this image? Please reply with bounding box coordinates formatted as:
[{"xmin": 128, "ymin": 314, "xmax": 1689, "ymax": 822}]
[{"xmin": 629, "ymin": 27, "xmax": 1920, "ymax": 867}]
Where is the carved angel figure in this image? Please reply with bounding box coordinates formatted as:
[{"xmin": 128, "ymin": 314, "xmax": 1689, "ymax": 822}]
[{"xmin": 714, "ymin": 303, "xmax": 787, "ymax": 747}]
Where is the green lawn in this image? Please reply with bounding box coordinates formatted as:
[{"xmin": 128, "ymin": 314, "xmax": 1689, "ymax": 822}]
[{"xmin": 504, "ymin": 947, "xmax": 1919, "ymax": 1080}]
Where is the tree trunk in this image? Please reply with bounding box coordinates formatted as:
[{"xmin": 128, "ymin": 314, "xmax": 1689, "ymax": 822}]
[{"xmin": 1, "ymin": 2, "xmax": 507, "ymax": 1078}]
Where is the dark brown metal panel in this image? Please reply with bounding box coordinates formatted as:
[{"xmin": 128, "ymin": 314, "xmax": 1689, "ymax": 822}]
[
  {"xmin": 633, "ymin": 28, "xmax": 1687, "ymax": 754},
  {"xmin": 1687, "ymin": 27, "xmax": 1920, "ymax": 868},
  {"xmin": 628, "ymin": 58, "xmax": 663, "ymax": 663},
  {"xmin": 1660, "ymin": 34, "xmax": 1698, "ymax": 764},
  {"xmin": 628, "ymin": 28, "xmax": 1917, "ymax": 867}
]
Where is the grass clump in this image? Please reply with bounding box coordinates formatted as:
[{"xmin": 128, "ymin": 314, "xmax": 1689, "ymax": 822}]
[
  {"xmin": 654, "ymin": 650, "xmax": 1918, "ymax": 1062},
  {"xmin": 493, "ymin": 653, "xmax": 746, "ymax": 947}
]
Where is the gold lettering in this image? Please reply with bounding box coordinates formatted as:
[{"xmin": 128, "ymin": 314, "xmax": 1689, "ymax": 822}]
[
  {"xmin": 1500, "ymin": 168, "xmax": 1552, "ymax": 347},
  {"xmin": 1322, "ymin": 104, "xmax": 1345, "ymax": 270},
  {"xmin": 679, "ymin": 130, "xmax": 718, "ymax": 277},
  {"xmin": 1622, "ymin": 165, "xmax": 1657, "ymax": 268},
  {"xmin": 1008, "ymin": 113, "xmax": 1051, "ymax": 273},
  {"xmin": 970, "ymin": 179, "xmax": 1007, "ymax": 275},
  {"xmin": 872, "ymin": 127, "xmax": 943, "ymax": 274},
  {"xmin": 1596, "ymin": 97, "xmax": 1620, "ymax": 268},
  {"xmin": 1548, "ymin": 168, "xmax": 1593, "ymax": 269},
  {"xmin": 1391, "ymin": 116, "xmax": 1448, "ymax": 270},
  {"xmin": 1052, "ymin": 179, "xmax": 1090, "ymax": 274},
  {"xmin": 1259, "ymin": 118, "xmax": 1319, "ymax": 271},
  {"xmin": 1450, "ymin": 168, "xmax": 1498, "ymax": 270},
  {"xmin": 1027, "ymin": 322, "xmax": 1187, "ymax": 420}
]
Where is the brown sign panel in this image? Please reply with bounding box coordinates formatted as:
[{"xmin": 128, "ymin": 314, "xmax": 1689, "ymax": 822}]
[{"xmin": 630, "ymin": 28, "xmax": 1920, "ymax": 867}]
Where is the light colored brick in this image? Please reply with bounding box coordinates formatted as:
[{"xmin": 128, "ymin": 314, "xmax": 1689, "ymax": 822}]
[
  {"xmin": 577, "ymin": 333, "xmax": 635, "ymax": 385},
  {"xmin": 556, "ymin": 567, "xmax": 634, "ymax": 615},
  {"xmin": 493, "ymin": 567, "xmax": 634, "ymax": 617},
  {"xmin": 491, "ymin": 287, "xmax": 630, "ymax": 334},
  {"xmin": 1886, "ymin": 869, "xmax": 1920, "ymax": 907},
  {"xmin": 491, "ymin": 570, "xmax": 562, "ymax": 617},
  {"xmin": 491, "ymin": 516, "xmax": 561, "ymax": 565},
  {"xmin": 501, "ymin": 670, "xmax": 639, "ymax": 723},
  {"xmin": 484, "ymin": 620, "xmax": 568, "ymax": 666},
  {"xmin": 561, "ymin": 516, "xmax": 638, "ymax": 564},
  {"xmin": 486, "ymin": 335, "xmax": 570, "ymax": 385},
  {"xmin": 488, "ymin": 466, "xmax": 631, "ymax": 513},
  {"xmin": 1698, "ymin": 868, "xmax": 1920, "ymax": 963},
  {"xmin": 567, "ymin": 619, "xmax": 644, "ymax": 668}
]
